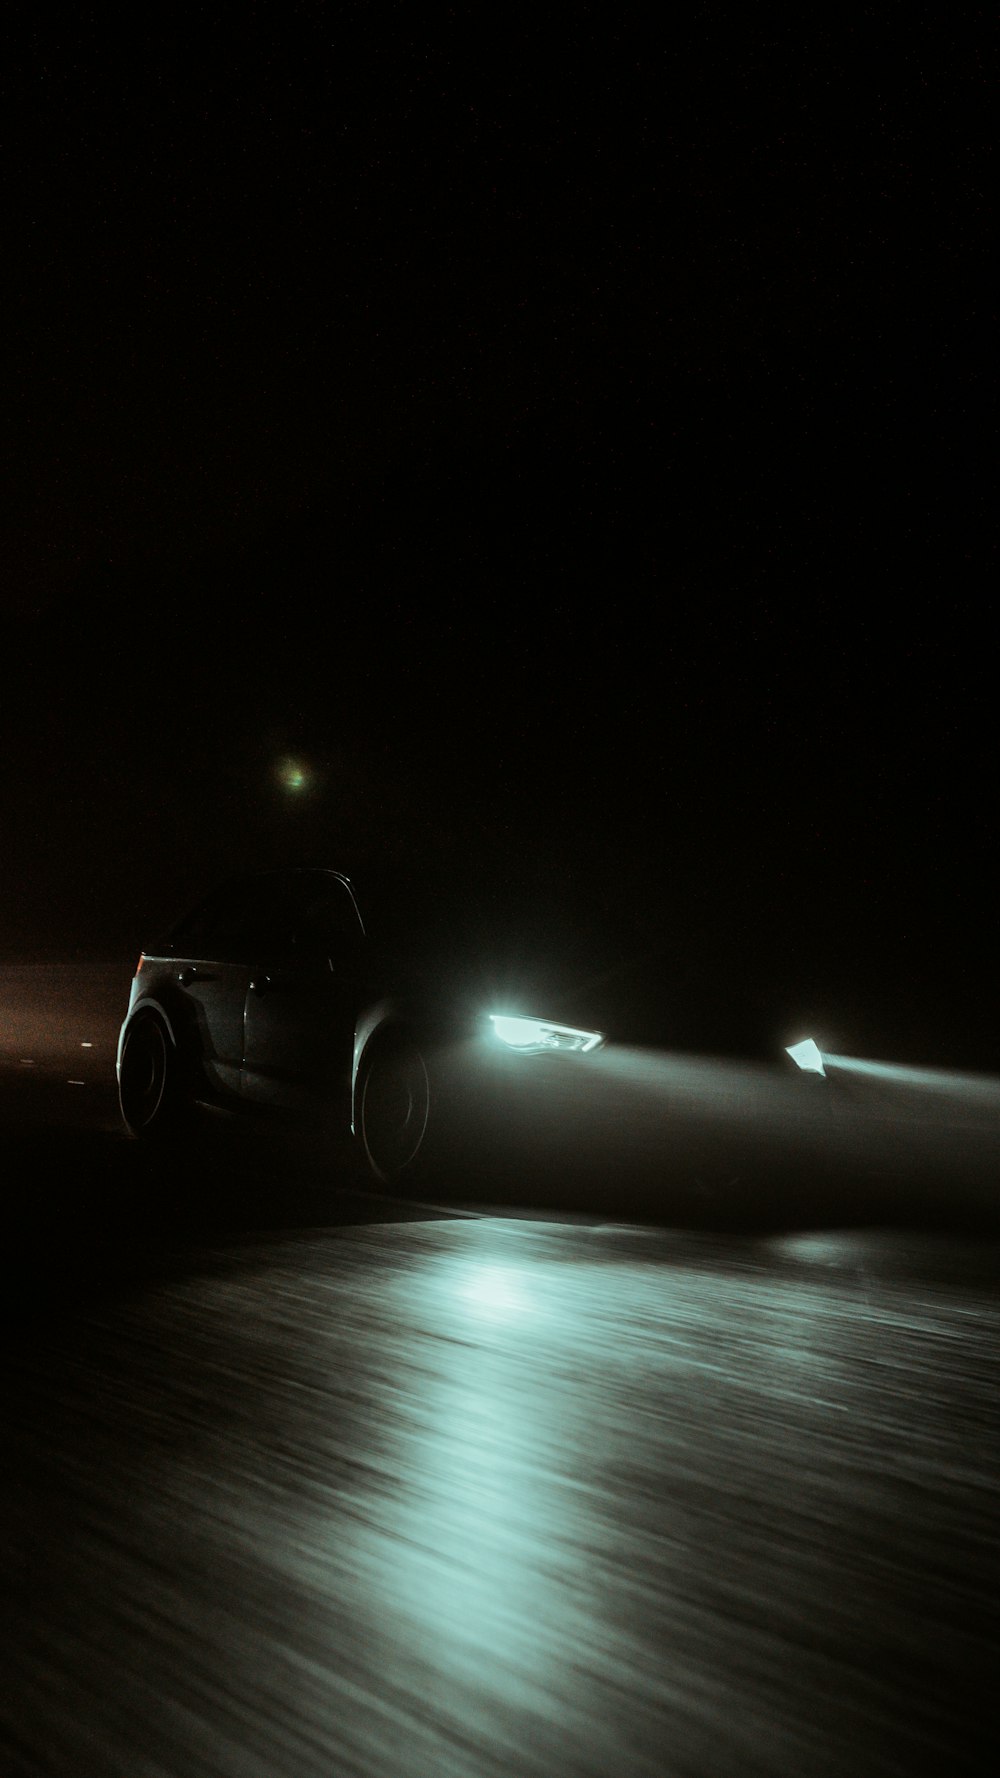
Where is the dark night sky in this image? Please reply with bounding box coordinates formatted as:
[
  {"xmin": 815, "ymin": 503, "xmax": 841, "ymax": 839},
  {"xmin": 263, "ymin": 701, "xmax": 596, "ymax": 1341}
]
[{"xmin": 2, "ymin": 9, "xmax": 993, "ymax": 1064}]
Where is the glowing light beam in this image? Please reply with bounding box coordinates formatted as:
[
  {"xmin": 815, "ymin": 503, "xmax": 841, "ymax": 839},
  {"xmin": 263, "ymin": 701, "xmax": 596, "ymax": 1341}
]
[
  {"xmin": 488, "ymin": 1014, "xmax": 605, "ymax": 1054},
  {"xmin": 785, "ymin": 1037, "xmax": 826, "ymax": 1076}
]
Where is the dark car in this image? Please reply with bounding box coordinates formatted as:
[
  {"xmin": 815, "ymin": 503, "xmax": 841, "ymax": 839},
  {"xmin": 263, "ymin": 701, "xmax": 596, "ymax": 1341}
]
[{"xmin": 116, "ymin": 866, "xmax": 606, "ymax": 1184}]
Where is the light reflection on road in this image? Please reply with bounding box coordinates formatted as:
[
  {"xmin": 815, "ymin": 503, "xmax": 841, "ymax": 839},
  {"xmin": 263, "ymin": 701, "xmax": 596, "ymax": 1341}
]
[
  {"xmin": 0, "ymin": 1204, "xmax": 996, "ymax": 1776},
  {"xmin": 245, "ymin": 1218, "xmax": 994, "ymax": 1774}
]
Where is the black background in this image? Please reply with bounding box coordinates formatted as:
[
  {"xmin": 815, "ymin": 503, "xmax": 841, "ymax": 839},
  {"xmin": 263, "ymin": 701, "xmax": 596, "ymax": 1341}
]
[{"xmin": 2, "ymin": 7, "xmax": 992, "ymax": 1063}]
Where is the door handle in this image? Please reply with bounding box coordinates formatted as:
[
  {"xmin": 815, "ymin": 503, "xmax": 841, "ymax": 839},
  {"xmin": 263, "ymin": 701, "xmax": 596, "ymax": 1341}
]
[{"xmin": 178, "ymin": 966, "xmax": 197, "ymax": 986}]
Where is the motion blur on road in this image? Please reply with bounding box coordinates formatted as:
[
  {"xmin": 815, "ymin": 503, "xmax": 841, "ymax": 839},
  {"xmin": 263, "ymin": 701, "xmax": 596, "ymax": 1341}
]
[{"xmin": 2, "ymin": 964, "xmax": 998, "ymax": 1776}]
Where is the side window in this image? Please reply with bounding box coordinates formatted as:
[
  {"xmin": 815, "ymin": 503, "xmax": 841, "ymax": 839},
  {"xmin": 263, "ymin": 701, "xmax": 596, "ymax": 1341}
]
[
  {"xmin": 212, "ymin": 877, "xmax": 295, "ymax": 957},
  {"xmin": 170, "ymin": 872, "xmax": 363, "ymax": 962},
  {"xmin": 168, "ymin": 886, "xmax": 231, "ymax": 957},
  {"xmin": 171, "ymin": 877, "xmax": 293, "ymax": 960},
  {"xmin": 289, "ymin": 875, "xmax": 364, "ymax": 959}
]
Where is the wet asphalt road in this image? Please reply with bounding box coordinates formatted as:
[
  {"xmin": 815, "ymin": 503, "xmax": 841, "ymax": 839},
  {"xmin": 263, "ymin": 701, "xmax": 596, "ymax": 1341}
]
[{"xmin": 1, "ymin": 983, "xmax": 998, "ymax": 1775}]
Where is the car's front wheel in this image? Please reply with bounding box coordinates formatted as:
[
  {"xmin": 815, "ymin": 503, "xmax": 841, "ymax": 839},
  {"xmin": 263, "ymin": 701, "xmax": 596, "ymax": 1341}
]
[
  {"xmin": 357, "ymin": 1029, "xmax": 430, "ymax": 1186},
  {"xmin": 118, "ymin": 1013, "xmax": 188, "ymax": 1142}
]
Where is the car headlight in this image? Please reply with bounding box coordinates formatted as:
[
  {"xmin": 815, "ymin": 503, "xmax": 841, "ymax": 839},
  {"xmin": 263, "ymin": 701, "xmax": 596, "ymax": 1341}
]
[
  {"xmin": 488, "ymin": 1014, "xmax": 605, "ymax": 1054},
  {"xmin": 785, "ymin": 1036, "xmax": 826, "ymax": 1076}
]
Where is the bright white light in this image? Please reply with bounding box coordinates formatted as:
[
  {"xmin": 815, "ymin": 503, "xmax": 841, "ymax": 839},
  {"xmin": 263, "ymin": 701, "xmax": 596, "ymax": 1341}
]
[
  {"xmin": 785, "ymin": 1037, "xmax": 826, "ymax": 1076},
  {"xmin": 491, "ymin": 1016, "xmax": 552, "ymax": 1049},
  {"xmin": 457, "ymin": 1265, "xmax": 531, "ymax": 1317},
  {"xmin": 823, "ymin": 1054, "xmax": 1000, "ymax": 1108},
  {"xmin": 488, "ymin": 1014, "xmax": 604, "ymax": 1053}
]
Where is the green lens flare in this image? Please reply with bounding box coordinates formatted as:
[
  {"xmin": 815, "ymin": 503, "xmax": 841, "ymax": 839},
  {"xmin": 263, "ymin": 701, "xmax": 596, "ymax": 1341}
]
[{"xmin": 277, "ymin": 757, "xmax": 309, "ymax": 792}]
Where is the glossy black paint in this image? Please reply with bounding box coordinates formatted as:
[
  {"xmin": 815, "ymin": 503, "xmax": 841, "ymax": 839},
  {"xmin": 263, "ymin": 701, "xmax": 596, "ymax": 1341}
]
[{"xmin": 116, "ymin": 866, "xmax": 551, "ymax": 1175}]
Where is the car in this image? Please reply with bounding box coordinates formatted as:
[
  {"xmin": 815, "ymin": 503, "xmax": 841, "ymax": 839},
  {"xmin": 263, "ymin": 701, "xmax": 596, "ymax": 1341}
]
[{"xmin": 116, "ymin": 866, "xmax": 606, "ymax": 1185}]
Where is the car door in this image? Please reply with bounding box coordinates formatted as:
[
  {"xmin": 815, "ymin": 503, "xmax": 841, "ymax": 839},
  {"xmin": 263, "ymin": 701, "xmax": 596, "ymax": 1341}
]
[
  {"xmin": 241, "ymin": 871, "xmax": 364, "ymax": 1113},
  {"xmin": 166, "ymin": 883, "xmax": 258, "ymax": 1100}
]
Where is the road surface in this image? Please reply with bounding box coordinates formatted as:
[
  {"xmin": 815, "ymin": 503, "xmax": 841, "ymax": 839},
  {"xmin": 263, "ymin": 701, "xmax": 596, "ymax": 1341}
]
[{"xmin": 0, "ymin": 970, "xmax": 997, "ymax": 1775}]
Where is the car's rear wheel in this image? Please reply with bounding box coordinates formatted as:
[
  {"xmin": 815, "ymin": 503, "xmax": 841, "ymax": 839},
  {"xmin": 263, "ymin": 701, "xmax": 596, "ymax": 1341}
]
[
  {"xmin": 119, "ymin": 1014, "xmax": 188, "ymax": 1142},
  {"xmin": 357, "ymin": 1029, "xmax": 430, "ymax": 1186}
]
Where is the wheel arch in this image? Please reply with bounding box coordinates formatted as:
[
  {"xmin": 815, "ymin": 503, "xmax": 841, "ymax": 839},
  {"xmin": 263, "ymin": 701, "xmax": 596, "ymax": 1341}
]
[
  {"xmin": 351, "ymin": 999, "xmax": 421, "ymax": 1137},
  {"xmin": 116, "ymin": 996, "xmax": 180, "ymax": 1078}
]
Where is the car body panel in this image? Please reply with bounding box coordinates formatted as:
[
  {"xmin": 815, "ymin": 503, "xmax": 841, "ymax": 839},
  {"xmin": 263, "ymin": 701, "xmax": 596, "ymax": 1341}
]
[
  {"xmin": 242, "ymin": 951, "xmax": 359, "ymax": 1112},
  {"xmin": 118, "ymin": 869, "xmax": 406, "ymax": 1124},
  {"xmin": 117, "ymin": 864, "xmax": 616, "ymax": 1175},
  {"xmin": 178, "ymin": 962, "xmax": 250, "ymax": 1098},
  {"xmin": 236, "ymin": 869, "xmax": 368, "ymax": 1111},
  {"xmin": 119, "ymin": 959, "xmax": 250, "ymax": 1100}
]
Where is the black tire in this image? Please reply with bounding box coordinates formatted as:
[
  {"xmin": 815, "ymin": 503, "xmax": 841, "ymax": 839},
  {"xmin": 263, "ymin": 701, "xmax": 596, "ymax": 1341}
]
[
  {"xmin": 357, "ymin": 1029, "xmax": 430, "ymax": 1186},
  {"xmin": 118, "ymin": 1013, "xmax": 189, "ymax": 1143}
]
